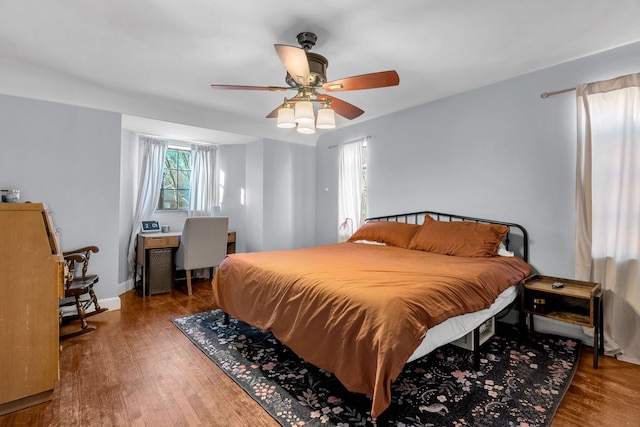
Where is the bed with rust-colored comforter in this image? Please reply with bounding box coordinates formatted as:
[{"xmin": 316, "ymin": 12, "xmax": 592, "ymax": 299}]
[{"xmin": 211, "ymin": 242, "xmax": 531, "ymax": 417}]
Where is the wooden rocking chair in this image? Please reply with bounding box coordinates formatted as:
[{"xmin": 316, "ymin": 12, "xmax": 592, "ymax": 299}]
[{"xmin": 59, "ymin": 245, "xmax": 108, "ymax": 339}]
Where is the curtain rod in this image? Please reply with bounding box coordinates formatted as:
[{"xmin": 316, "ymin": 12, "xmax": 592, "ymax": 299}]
[
  {"xmin": 540, "ymin": 87, "xmax": 576, "ymax": 99},
  {"xmin": 328, "ymin": 136, "xmax": 370, "ymax": 149},
  {"xmin": 137, "ymin": 133, "xmax": 216, "ymax": 146}
]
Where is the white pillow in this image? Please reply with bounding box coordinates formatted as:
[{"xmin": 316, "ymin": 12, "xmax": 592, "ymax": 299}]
[
  {"xmin": 352, "ymin": 239, "xmax": 387, "ymax": 246},
  {"xmin": 498, "ymin": 242, "xmax": 514, "ymax": 257}
]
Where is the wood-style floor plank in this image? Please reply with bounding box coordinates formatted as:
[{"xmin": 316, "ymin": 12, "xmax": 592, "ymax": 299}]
[{"xmin": 1, "ymin": 280, "xmax": 639, "ymax": 426}]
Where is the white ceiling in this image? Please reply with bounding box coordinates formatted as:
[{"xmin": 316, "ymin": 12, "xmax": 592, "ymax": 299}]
[{"xmin": 2, "ymin": 1, "xmax": 640, "ymax": 146}]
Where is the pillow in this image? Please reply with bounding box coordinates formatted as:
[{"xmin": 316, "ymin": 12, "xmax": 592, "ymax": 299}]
[
  {"xmin": 351, "ymin": 239, "xmax": 387, "ymax": 246},
  {"xmin": 497, "ymin": 241, "xmax": 514, "ymax": 257},
  {"xmin": 348, "ymin": 221, "xmax": 420, "ymax": 248},
  {"xmin": 408, "ymin": 215, "xmax": 508, "ymax": 257}
]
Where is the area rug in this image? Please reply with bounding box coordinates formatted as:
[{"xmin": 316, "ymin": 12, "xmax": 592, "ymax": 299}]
[{"xmin": 172, "ymin": 310, "xmax": 581, "ymax": 427}]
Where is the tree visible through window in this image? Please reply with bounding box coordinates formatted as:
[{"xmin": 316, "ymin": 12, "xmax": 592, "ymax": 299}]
[{"xmin": 158, "ymin": 148, "xmax": 191, "ymax": 210}]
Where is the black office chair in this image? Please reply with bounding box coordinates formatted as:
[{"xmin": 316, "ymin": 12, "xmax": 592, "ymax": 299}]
[{"xmin": 59, "ymin": 246, "xmax": 108, "ymax": 339}]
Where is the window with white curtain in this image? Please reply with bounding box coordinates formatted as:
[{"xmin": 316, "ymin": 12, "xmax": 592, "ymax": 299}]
[
  {"xmin": 575, "ymin": 73, "xmax": 640, "ymax": 364},
  {"xmin": 338, "ymin": 137, "xmax": 368, "ymax": 241}
]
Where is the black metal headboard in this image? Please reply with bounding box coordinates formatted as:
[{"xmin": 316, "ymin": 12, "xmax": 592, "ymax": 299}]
[{"xmin": 366, "ymin": 210, "xmax": 529, "ymax": 262}]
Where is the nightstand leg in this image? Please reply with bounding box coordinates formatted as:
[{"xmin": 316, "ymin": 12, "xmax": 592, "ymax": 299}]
[
  {"xmin": 599, "ymin": 296, "xmax": 605, "ymax": 354},
  {"xmin": 528, "ymin": 313, "xmax": 535, "ymax": 334},
  {"xmin": 593, "ymin": 293, "xmax": 603, "ymax": 369}
]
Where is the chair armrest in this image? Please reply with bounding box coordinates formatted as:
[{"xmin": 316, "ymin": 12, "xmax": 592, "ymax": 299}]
[
  {"xmin": 63, "ymin": 246, "xmax": 99, "ymax": 278},
  {"xmin": 63, "ymin": 246, "xmax": 99, "ymax": 257},
  {"xmin": 64, "ymin": 253, "xmax": 86, "ymax": 263}
]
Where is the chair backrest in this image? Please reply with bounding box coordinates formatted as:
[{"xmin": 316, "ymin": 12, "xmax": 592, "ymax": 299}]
[{"xmin": 175, "ymin": 217, "xmax": 229, "ymax": 271}]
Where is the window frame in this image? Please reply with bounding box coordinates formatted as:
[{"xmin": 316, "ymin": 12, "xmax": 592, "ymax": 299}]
[{"xmin": 157, "ymin": 147, "xmax": 191, "ymax": 211}]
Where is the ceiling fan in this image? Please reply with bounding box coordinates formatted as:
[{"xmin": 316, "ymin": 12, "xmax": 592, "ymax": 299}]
[{"xmin": 210, "ymin": 32, "xmax": 399, "ymax": 133}]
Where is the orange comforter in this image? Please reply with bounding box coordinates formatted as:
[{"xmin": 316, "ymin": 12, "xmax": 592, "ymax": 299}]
[{"xmin": 211, "ymin": 242, "xmax": 531, "ymax": 417}]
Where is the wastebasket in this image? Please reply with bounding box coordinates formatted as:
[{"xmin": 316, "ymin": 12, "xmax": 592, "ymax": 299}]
[{"xmin": 144, "ymin": 248, "xmax": 174, "ymax": 295}]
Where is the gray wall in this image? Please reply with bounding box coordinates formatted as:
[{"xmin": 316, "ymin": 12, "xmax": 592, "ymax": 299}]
[
  {"xmin": 218, "ymin": 143, "xmax": 247, "ymax": 253},
  {"xmin": 245, "ymin": 138, "xmax": 316, "ymax": 252},
  {"xmin": 0, "ymin": 94, "xmax": 122, "ymax": 309},
  {"xmin": 3, "ymin": 39, "xmax": 639, "ymax": 318},
  {"xmin": 316, "ymin": 40, "xmax": 640, "ymax": 278},
  {"xmin": 315, "ymin": 41, "xmax": 640, "ymax": 340}
]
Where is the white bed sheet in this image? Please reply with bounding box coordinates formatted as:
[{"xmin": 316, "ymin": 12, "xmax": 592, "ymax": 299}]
[{"xmin": 407, "ymin": 284, "xmax": 518, "ymax": 362}]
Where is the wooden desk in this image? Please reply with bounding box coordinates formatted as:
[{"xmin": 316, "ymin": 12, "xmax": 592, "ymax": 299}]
[{"xmin": 135, "ymin": 231, "xmax": 236, "ymax": 296}]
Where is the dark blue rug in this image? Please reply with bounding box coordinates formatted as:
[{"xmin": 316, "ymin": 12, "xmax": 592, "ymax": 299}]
[{"xmin": 172, "ymin": 310, "xmax": 580, "ymax": 426}]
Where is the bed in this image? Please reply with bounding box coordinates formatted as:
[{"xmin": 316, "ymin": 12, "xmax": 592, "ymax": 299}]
[{"xmin": 211, "ymin": 210, "xmax": 531, "ymax": 417}]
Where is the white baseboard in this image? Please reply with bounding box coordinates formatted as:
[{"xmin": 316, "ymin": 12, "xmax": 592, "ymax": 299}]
[
  {"xmin": 93, "ymin": 279, "xmax": 134, "ymax": 312},
  {"xmin": 118, "ymin": 278, "xmax": 135, "ymax": 295},
  {"xmin": 98, "ymin": 296, "xmax": 121, "ymax": 311},
  {"xmin": 62, "ymin": 295, "xmax": 121, "ymax": 315}
]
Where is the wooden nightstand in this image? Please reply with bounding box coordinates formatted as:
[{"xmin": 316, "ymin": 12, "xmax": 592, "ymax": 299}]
[{"xmin": 521, "ymin": 274, "xmax": 604, "ymax": 368}]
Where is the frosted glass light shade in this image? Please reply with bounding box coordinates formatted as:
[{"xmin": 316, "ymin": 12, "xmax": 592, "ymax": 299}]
[
  {"xmin": 294, "ymin": 100, "xmax": 314, "ymax": 123},
  {"xmin": 316, "ymin": 108, "xmax": 336, "ymax": 129},
  {"xmin": 297, "ymin": 121, "xmax": 316, "ymax": 134},
  {"xmin": 277, "ymin": 106, "xmax": 295, "ymax": 128}
]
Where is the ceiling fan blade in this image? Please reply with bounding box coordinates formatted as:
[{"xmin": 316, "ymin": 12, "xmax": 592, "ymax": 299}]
[
  {"xmin": 266, "ymin": 105, "xmax": 281, "ymax": 119},
  {"xmin": 323, "ymin": 70, "xmax": 399, "ymax": 92},
  {"xmin": 274, "ymin": 44, "xmax": 310, "ymax": 86},
  {"xmin": 318, "ymin": 95, "xmax": 364, "ymax": 120},
  {"xmin": 210, "ymin": 84, "xmax": 290, "ymax": 91}
]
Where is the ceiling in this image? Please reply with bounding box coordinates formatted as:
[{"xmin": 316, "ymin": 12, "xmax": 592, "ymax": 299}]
[{"xmin": 2, "ymin": 1, "xmax": 640, "ymax": 146}]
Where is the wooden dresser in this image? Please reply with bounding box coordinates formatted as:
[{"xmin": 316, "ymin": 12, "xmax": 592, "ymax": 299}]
[{"xmin": 0, "ymin": 203, "xmax": 64, "ymax": 415}]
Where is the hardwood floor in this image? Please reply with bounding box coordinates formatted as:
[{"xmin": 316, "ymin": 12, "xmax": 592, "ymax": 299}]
[{"xmin": 1, "ymin": 281, "xmax": 639, "ymax": 426}]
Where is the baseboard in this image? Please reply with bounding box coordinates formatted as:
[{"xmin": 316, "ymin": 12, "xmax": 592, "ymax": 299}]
[
  {"xmin": 117, "ymin": 278, "xmax": 135, "ymax": 295},
  {"xmin": 99, "ymin": 296, "xmax": 121, "ymax": 311}
]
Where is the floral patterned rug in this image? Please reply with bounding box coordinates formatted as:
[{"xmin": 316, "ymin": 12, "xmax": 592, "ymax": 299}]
[{"xmin": 172, "ymin": 310, "xmax": 580, "ymax": 427}]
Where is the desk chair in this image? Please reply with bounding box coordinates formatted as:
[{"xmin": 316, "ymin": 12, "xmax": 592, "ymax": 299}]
[
  {"xmin": 59, "ymin": 246, "xmax": 108, "ymax": 339},
  {"xmin": 175, "ymin": 217, "xmax": 229, "ymax": 296}
]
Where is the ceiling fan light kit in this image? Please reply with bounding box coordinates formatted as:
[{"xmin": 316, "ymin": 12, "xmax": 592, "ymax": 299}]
[
  {"xmin": 296, "ymin": 121, "xmax": 316, "ymax": 134},
  {"xmin": 276, "ymin": 105, "xmax": 296, "ymax": 128},
  {"xmin": 316, "ymin": 107, "xmax": 336, "ymax": 129},
  {"xmin": 210, "ymin": 32, "xmax": 399, "ymax": 134},
  {"xmin": 294, "ymin": 100, "xmax": 315, "ymax": 124}
]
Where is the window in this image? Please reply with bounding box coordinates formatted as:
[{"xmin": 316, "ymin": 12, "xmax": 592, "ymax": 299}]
[
  {"xmin": 157, "ymin": 148, "xmax": 191, "ymax": 210},
  {"xmin": 361, "ymin": 139, "xmax": 368, "ymax": 220},
  {"xmin": 338, "ymin": 137, "xmax": 368, "ymax": 233}
]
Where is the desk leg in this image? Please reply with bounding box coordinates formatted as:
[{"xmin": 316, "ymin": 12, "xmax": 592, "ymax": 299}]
[{"xmin": 142, "ymin": 265, "xmax": 146, "ymax": 300}]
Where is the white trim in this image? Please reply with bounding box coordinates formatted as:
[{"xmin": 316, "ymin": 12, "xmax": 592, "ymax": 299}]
[
  {"xmin": 118, "ymin": 278, "xmax": 135, "ymax": 295},
  {"xmin": 99, "ymin": 296, "xmax": 121, "ymax": 311}
]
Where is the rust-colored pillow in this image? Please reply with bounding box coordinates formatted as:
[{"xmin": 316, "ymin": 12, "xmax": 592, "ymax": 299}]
[
  {"xmin": 408, "ymin": 215, "xmax": 508, "ymax": 257},
  {"xmin": 348, "ymin": 221, "xmax": 420, "ymax": 248}
]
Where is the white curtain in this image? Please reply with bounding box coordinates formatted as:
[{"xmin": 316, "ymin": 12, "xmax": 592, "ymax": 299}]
[
  {"xmin": 575, "ymin": 73, "xmax": 640, "ymax": 364},
  {"xmin": 127, "ymin": 136, "xmax": 168, "ymax": 276},
  {"xmin": 338, "ymin": 138, "xmax": 366, "ymax": 241},
  {"xmin": 188, "ymin": 144, "xmax": 218, "ymax": 217}
]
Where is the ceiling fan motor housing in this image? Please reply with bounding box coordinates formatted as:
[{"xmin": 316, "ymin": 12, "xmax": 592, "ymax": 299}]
[
  {"xmin": 296, "ymin": 32, "xmax": 317, "ymax": 51},
  {"xmin": 286, "ymin": 52, "xmax": 328, "ymax": 87}
]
